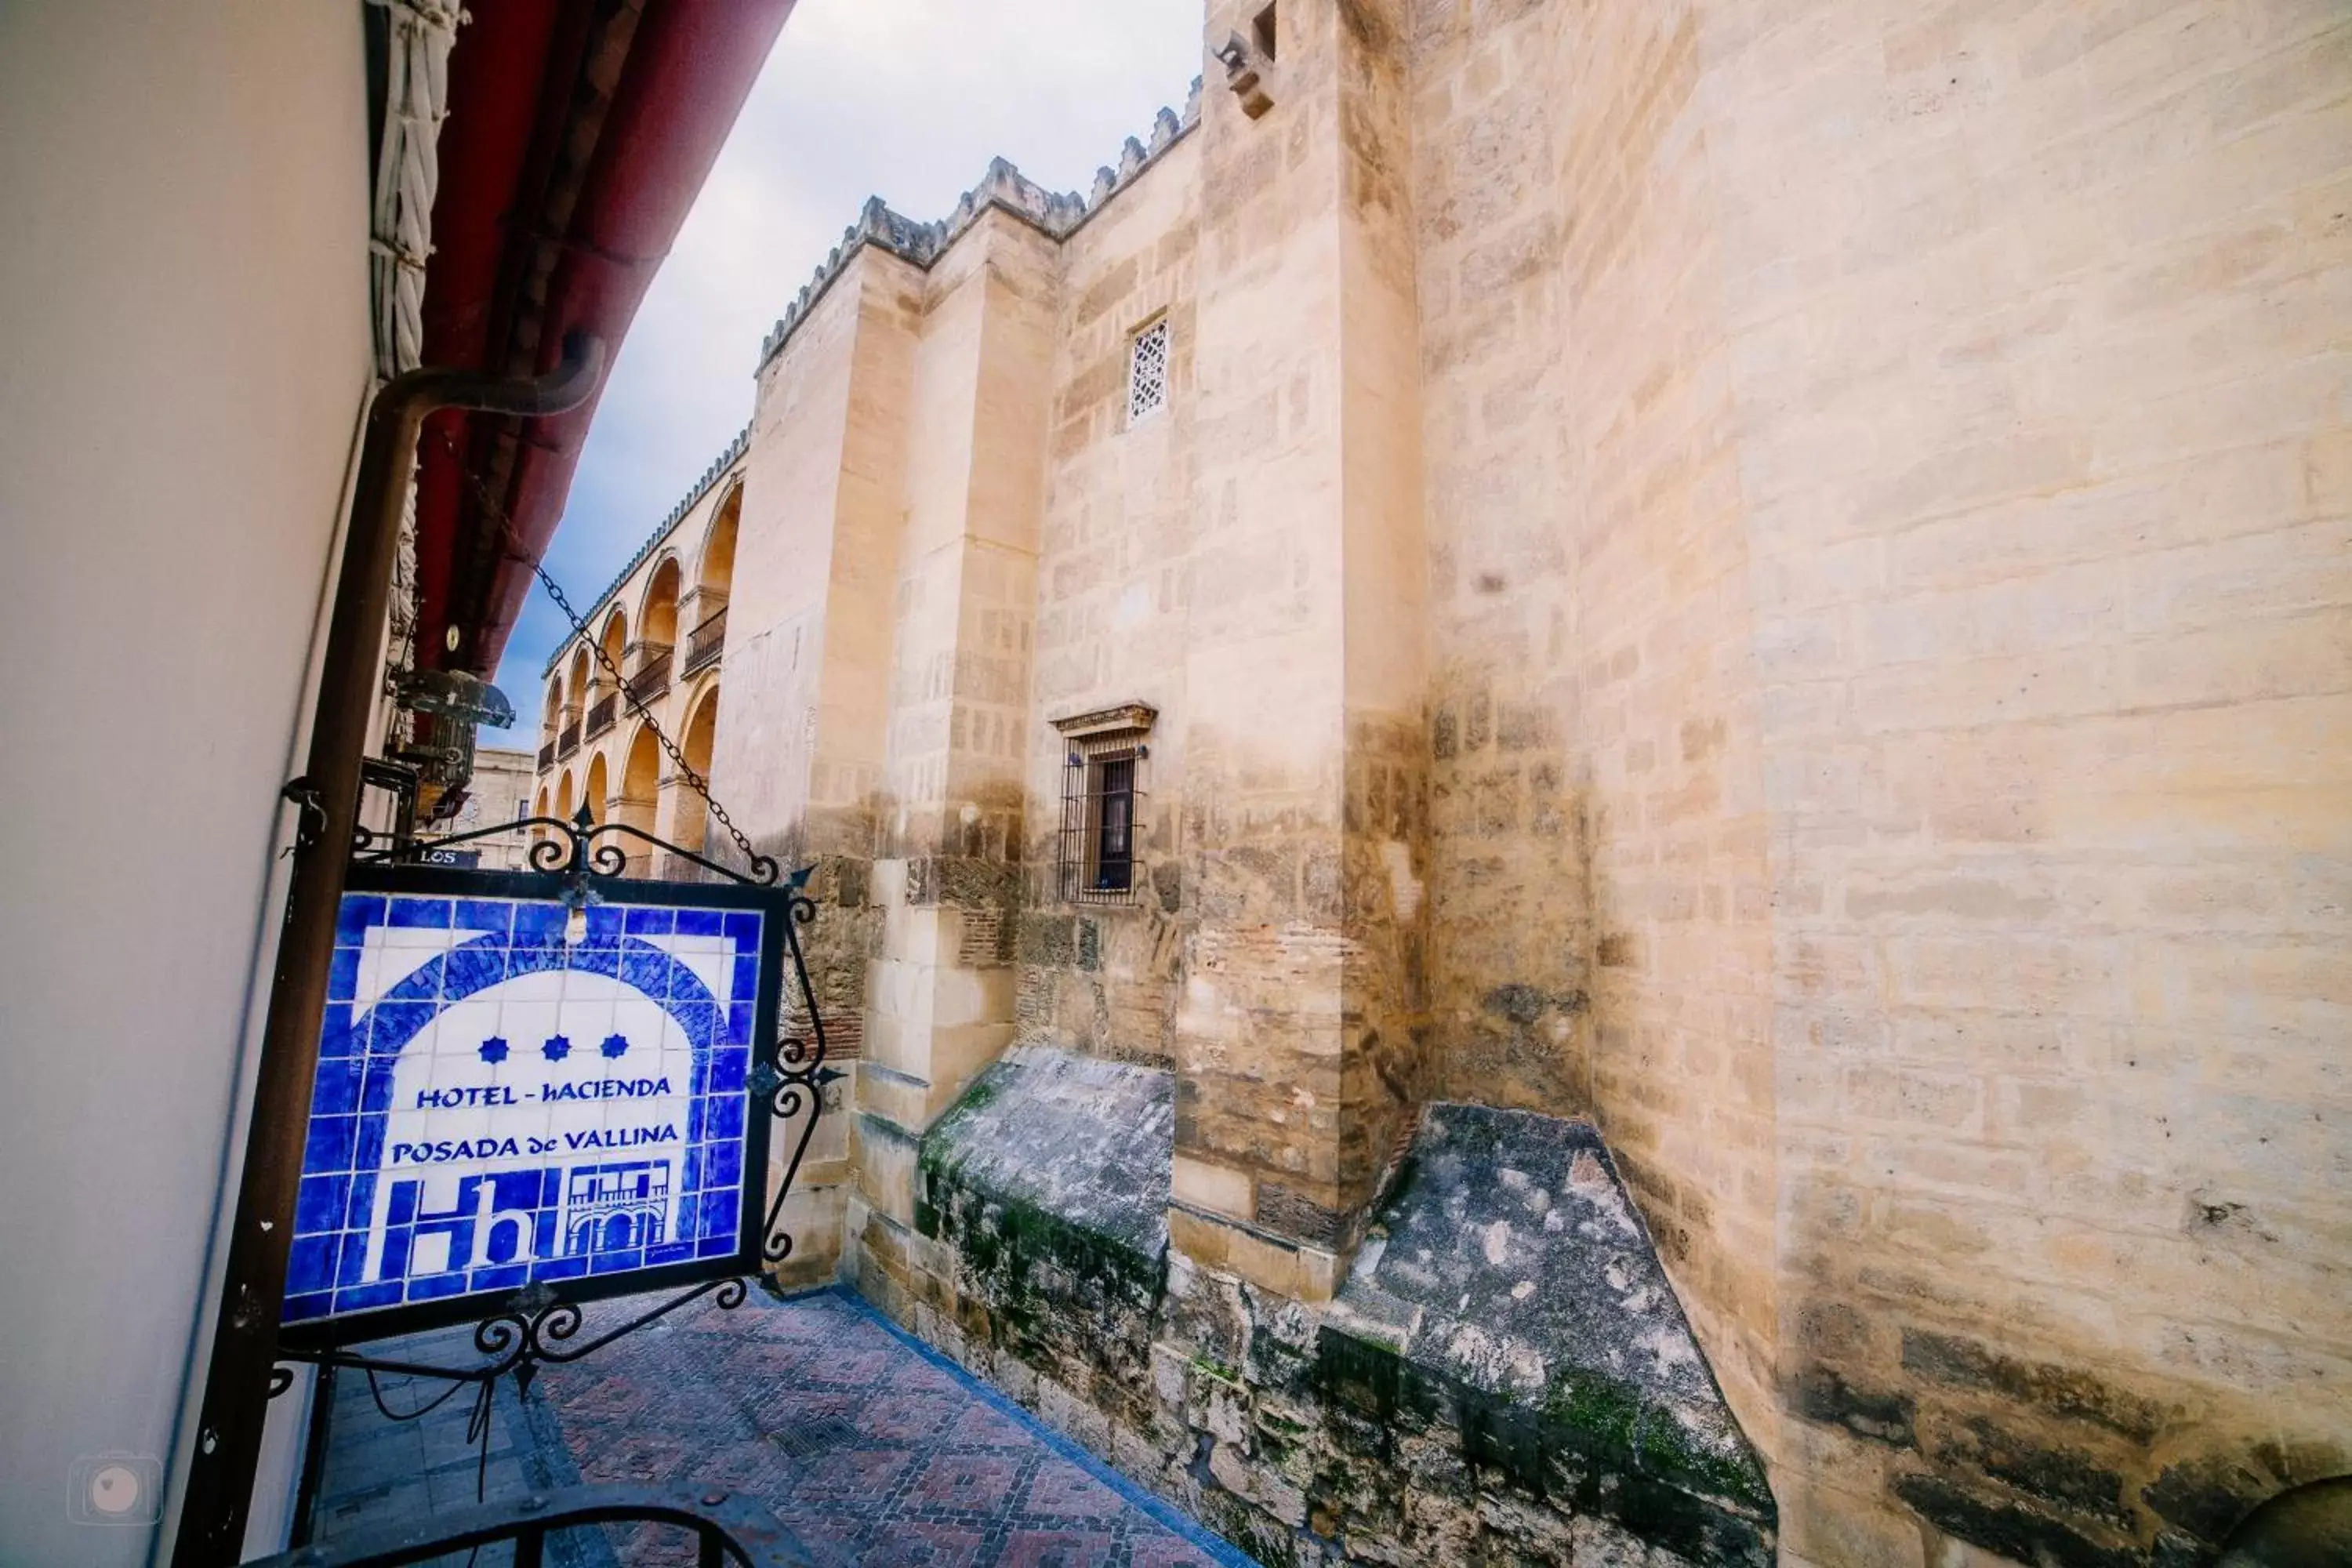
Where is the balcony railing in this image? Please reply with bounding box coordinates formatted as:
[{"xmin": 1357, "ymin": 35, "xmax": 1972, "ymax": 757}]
[
  {"xmin": 684, "ymin": 608, "xmax": 727, "ymax": 674},
  {"xmin": 245, "ymin": 1481, "xmax": 810, "ymax": 1567},
  {"xmin": 628, "ymin": 646, "xmax": 673, "ymax": 704},
  {"xmin": 585, "ymin": 692, "xmax": 618, "ymax": 739},
  {"xmin": 537, "ymin": 740, "xmax": 555, "ymax": 770},
  {"xmin": 557, "ymin": 720, "xmax": 581, "ymax": 758}
]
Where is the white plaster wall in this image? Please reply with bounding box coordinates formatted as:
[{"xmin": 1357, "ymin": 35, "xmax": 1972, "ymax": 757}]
[{"xmin": 0, "ymin": 3, "xmax": 375, "ymax": 1563}]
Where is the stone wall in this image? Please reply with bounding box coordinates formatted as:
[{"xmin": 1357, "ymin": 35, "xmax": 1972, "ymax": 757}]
[
  {"xmin": 1016, "ymin": 125, "xmax": 1204, "ymax": 1070},
  {"xmin": 1396, "ymin": 1, "xmax": 2352, "ymax": 1563},
  {"xmin": 709, "ymin": 0, "xmax": 2352, "ymax": 1561},
  {"xmin": 1710, "ymin": 4, "xmax": 2352, "ymax": 1563},
  {"xmin": 862, "ymin": 1049, "xmax": 1776, "ymax": 1566}
]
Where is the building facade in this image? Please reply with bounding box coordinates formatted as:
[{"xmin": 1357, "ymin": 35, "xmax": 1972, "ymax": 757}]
[
  {"xmin": 532, "ymin": 432, "xmax": 746, "ymax": 876},
  {"xmin": 457, "ymin": 745, "xmax": 538, "ymax": 870},
  {"xmin": 530, "ymin": 3, "xmax": 2352, "ymax": 1564}
]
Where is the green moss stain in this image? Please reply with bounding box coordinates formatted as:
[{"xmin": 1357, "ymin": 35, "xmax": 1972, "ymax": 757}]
[
  {"xmin": 1542, "ymin": 1367, "xmax": 1645, "ymax": 1458},
  {"xmin": 1316, "ymin": 1327, "xmax": 1403, "ymax": 1421},
  {"xmin": 1534, "ymin": 1366, "xmax": 1773, "ymax": 1515}
]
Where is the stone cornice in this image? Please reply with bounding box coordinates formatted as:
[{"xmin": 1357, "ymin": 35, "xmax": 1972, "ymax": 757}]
[{"xmin": 1051, "ymin": 703, "xmax": 1159, "ymax": 739}]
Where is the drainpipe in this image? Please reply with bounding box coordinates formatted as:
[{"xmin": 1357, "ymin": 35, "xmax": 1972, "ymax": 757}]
[{"xmin": 170, "ymin": 332, "xmax": 604, "ymax": 1568}]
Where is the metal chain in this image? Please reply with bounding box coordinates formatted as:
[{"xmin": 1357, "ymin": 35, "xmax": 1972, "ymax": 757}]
[{"xmin": 431, "ymin": 430, "xmax": 764, "ymax": 873}]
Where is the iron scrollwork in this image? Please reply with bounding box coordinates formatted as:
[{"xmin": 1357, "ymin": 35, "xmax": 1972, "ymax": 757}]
[
  {"xmin": 273, "ymin": 1276, "xmax": 753, "ymax": 1403},
  {"xmin": 760, "ymin": 888, "xmax": 843, "ymax": 1265},
  {"xmin": 354, "ymin": 805, "xmax": 782, "ymax": 890},
  {"xmin": 303, "ymin": 812, "xmax": 834, "ymax": 1422}
]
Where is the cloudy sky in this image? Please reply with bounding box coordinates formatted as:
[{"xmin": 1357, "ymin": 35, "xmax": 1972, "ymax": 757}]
[{"xmin": 489, "ymin": 0, "xmax": 1205, "ymax": 712}]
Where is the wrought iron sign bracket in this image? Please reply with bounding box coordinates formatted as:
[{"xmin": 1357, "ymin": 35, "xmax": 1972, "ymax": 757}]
[
  {"xmin": 280, "ymin": 812, "xmax": 836, "ymax": 1359},
  {"xmin": 269, "ymin": 1275, "xmax": 752, "ymax": 1404},
  {"xmin": 281, "ymin": 777, "xmax": 328, "ymax": 854}
]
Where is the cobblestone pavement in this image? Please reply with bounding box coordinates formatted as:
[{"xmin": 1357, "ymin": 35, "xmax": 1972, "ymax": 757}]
[{"xmin": 305, "ymin": 1284, "xmax": 1255, "ymax": 1567}]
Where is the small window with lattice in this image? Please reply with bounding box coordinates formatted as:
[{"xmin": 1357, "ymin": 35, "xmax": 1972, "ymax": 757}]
[
  {"xmin": 1127, "ymin": 317, "xmax": 1169, "ymax": 426},
  {"xmin": 1053, "ymin": 705, "xmax": 1156, "ymax": 904}
]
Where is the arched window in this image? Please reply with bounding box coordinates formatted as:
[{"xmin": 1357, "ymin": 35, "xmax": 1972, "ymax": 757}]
[
  {"xmin": 619, "ymin": 723, "xmax": 661, "ymax": 875},
  {"xmin": 565, "ymin": 646, "xmax": 591, "ymax": 717},
  {"xmin": 677, "ymin": 685, "xmax": 720, "ymax": 855},
  {"xmin": 698, "ymin": 485, "xmax": 739, "ymax": 601},
  {"xmin": 684, "ymin": 485, "xmax": 738, "ymax": 674},
  {"xmin": 641, "ymin": 557, "xmax": 681, "ymax": 650},
  {"xmin": 581, "ymin": 751, "xmax": 609, "ymax": 827},
  {"xmin": 597, "ymin": 608, "xmax": 628, "ymax": 692}
]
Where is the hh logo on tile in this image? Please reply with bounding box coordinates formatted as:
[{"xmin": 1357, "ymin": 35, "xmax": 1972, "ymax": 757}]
[{"xmin": 284, "ymin": 895, "xmax": 764, "ymax": 1329}]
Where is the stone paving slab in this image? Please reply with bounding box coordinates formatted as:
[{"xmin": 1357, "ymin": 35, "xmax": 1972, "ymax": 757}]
[{"xmin": 306, "ymin": 1285, "xmax": 1257, "ymax": 1568}]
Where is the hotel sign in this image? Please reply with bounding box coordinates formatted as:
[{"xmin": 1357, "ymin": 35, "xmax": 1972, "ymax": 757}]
[{"xmin": 279, "ymin": 863, "xmax": 797, "ymax": 1347}]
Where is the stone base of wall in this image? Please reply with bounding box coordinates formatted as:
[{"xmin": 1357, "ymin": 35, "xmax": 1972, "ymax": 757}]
[{"xmin": 845, "ymin": 1048, "xmax": 1775, "ymax": 1565}]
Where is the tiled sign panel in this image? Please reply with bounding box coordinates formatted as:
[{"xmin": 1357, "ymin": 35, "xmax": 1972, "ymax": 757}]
[{"xmin": 285, "ymin": 895, "xmax": 760, "ymax": 1326}]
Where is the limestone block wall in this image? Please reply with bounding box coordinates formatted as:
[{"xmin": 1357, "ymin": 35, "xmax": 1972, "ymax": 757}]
[
  {"xmin": 1393, "ymin": 1, "xmax": 2352, "ymax": 1563},
  {"xmin": 1707, "ymin": 4, "xmax": 2352, "ymax": 1563},
  {"xmin": 713, "ymin": 252, "xmax": 931, "ymax": 1282},
  {"xmin": 1403, "ymin": 0, "xmax": 1595, "ymax": 1125},
  {"xmin": 704, "ymin": 0, "xmax": 2352, "ymax": 1559},
  {"xmin": 1167, "ymin": 0, "xmax": 1437, "ymax": 1303},
  {"xmin": 1541, "ymin": 0, "xmax": 1786, "ymax": 1455},
  {"xmin": 1017, "ymin": 129, "xmax": 1205, "ymax": 1069},
  {"xmin": 1405, "ymin": 0, "xmax": 1784, "ymax": 1442},
  {"xmin": 863, "ymin": 212, "xmax": 1061, "ymax": 1239}
]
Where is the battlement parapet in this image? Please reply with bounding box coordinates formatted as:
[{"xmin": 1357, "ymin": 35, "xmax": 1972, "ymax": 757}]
[{"xmin": 757, "ymin": 77, "xmax": 1202, "ymax": 373}]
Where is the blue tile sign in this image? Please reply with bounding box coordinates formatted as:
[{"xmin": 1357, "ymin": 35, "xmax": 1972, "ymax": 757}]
[{"xmin": 283, "ymin": 886, "xmax": 775, "ymax": 1338}]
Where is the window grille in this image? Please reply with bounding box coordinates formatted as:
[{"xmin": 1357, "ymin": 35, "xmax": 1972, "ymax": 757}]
[
  {"xmin": 1127, "ymin": 318, "xmax": 1169, "ymax": 425},
  {"xmin": 1056, "ymin": 729, "xmax": 1151, "ymax": 906}
]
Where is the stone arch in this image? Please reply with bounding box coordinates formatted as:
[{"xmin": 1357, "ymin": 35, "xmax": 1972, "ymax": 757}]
[
  {"xmin": 619, "ymin": 722, "xmax": 662, "ymax": 874},
  {"xmin": 597, "ymin": 607, "xmax": 629, "ymax": 695},
  {"xmin": 542, "ymin": 676, "xmax": 563, "ymax": 739},
  {"xmin": 675, "ymin": 682, "xmax": 720, "ymax": 855},
  {"xmin": 564, "ymin": 645, "xmax": 590, "ymax": 721},
  {"xmin": 640, "ymin": 556, "xmax": 682, "ymax": 649},
  {"xmin": 554, "ymin": 768, "xmax": 575, "ymax": 823},
  {"xmin": 697, "ymin": 481, "xmax": 740, "ymax": 601},
  {"xmin": 581, "ymin": 750, "xmax": 609, "ymax": 826}
]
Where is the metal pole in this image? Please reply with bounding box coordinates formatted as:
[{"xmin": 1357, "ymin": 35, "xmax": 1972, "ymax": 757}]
[{"xmin": 170, "ymin": 333, "xmax": 604, "ymax": 1567}]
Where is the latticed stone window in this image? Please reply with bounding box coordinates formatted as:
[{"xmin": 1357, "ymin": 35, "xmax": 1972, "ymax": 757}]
[
  {"xmin": 1052, "ymin": 704, "xmax": 1156, "ymax": 904},
  {"xmin": 1127, "ymin": 317, "xmax": 1169, "ymax": 425}
]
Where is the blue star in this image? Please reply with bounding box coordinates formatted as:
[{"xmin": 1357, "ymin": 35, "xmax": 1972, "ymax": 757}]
[
  {"xmin": 599, "ymin": 1032, "xmax": 630, "ymax": 1060},
  {"xmin": 477, "ymin": 1036, "xmax": 509, "ymax": 1065},
  {"xmin": 542, "ymin": 1035, "xmax": 571, "ymax": 1062}
]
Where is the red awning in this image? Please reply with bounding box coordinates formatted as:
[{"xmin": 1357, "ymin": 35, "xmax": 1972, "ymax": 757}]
[{"xmin": 413, "ymin": 0, "xmax": 793, "ymax": 677}]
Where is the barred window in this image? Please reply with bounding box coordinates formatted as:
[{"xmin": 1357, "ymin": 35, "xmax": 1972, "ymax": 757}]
[
  {"xmin": 1052, "ymin": 705, "xmax": 1156, "ymax": 905},
  {"xmin": 1127, "ymin": 318, "xmax": 1169, "ymax": 425}
]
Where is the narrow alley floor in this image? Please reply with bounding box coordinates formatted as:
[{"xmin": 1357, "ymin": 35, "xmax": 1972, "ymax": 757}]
[{"xmin": 303, "ymin": 1284, "xmax": 1256, "ymax": 1568}]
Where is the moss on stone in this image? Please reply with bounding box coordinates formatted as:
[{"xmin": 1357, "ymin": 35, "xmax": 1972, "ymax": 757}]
[
  {"xmin": 1532, "ymin": 1364, "xmax": 1773, "ymax": 1515},
  {"xmin": 1315, "ymin": 1327, "xmax": 1403, "ymax": 1421}
]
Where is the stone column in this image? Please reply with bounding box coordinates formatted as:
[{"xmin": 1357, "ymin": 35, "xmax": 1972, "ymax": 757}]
[{"xmin": 1170, "ymin": 0, "xmax": 1429, "ymax": 1300}]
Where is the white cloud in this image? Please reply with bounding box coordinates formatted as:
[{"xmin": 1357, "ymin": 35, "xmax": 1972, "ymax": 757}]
[{"xmin": 492, "ymin": 0, "xmax": 1203, "ymax": 702}]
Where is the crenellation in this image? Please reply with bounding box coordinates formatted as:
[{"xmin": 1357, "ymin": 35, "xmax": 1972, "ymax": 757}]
[{"xmin": 756, "ymin": 93, "xmax": 1208, "ymax": 376}]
